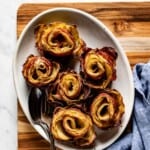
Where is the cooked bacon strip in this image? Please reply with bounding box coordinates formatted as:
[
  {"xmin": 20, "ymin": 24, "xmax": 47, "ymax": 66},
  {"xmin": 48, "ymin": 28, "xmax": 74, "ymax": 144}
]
[
  {"xmin": 90, "ymin": 89, "xmax": 125, "ymax": 129},
  {"xmin": 48, "ymin": 71, "xmax": 90, "ymax": 104},
  {"xmin": 22, "ymin": 55, "xmax": 60, "ymax": 87},
  {"xmin": 80, "ymin": 47, "xmax": 118, "ymax": 89},
  {"xmin": 35, "ymin": 22, "xmax": 85, "ymax": 57}
]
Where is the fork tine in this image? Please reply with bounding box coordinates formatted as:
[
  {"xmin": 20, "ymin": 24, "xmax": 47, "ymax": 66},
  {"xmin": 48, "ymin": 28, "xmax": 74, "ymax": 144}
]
[
  {"xmin": 41, "ymin": 88, "xmax": 52, "ymax": 116},
  {"xmin": 40, "ymin": 88, "xmax": 47, "ymax": 116},
  {"xmin": 40, "ymin": 88, "xmax": 66, "ymax": 117},
  {"xmin": 41, "ymin": 88, "xmax": 54, "ymax": 117}
]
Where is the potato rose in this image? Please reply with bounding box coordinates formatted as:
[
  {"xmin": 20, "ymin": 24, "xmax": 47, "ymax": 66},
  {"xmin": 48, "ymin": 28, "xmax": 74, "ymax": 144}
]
[
  {"xmin": 90, "ymin": 89, "xmax": 125, "ymax": 129},
  {"xmin": 22, "ymin": 55, "xmax": 60, "ymax": 87},
  {"xmin": 34, "ymin": 22, "xmax": 85, "ymax": 57},
  {"xmin": 80, "ymin": 47, "xmax": 118, "ymax": 89},
  {"xmin": 48, "ymin": 71, "xmax": 90, "ymax": 104},
  {"xmin": 51, "ymin": 107, "xmax": 96, "ymax": 147}
]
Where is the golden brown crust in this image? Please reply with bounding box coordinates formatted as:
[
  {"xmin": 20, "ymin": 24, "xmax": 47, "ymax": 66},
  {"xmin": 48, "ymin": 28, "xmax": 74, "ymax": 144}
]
[
  {"xmin": 35, "ymin": 22, "xmax": 85, "ymax": 57},
  {"xmin": 80, "ymin": 47, "xmax": 118, "ymax": 89},
  {"xmin": 22, "ymin": 55, "xmax": 60, "ymax": 87},
  {"xmin": 48, "ymin": 71, "xmax": 90, "ymax": 104},
  {"xmin": 90, "ymin": 89, "xmax": 125, "ymax": 129},
  {"xmin": 51, "ymin": 107, "xmax": 96, "ymax": 147}
]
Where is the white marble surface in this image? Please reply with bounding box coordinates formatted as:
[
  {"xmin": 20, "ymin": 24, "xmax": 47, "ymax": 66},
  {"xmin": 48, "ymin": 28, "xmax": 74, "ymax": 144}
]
[{"xmin": 0, "ymin": 0, "xmax": 149, "ymax": 150}]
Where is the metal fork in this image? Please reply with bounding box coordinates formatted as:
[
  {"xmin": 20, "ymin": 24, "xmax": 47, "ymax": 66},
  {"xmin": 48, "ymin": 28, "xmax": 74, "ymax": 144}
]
[{"xmin": 28, "ymin": 87, "xmax": 56, "ymax": 150}]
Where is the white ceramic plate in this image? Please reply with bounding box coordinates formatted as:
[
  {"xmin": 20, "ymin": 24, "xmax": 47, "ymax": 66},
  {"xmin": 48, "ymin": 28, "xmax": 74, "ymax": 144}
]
[{"xmin": 13, "ymin": 8, "xmax": 134, "ymax": 150}]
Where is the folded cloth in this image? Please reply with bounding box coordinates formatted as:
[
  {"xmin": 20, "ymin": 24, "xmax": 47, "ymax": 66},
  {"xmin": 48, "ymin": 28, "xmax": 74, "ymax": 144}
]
[{"xmin": 106, "ymin": 62, "xmax": 150, "ymax": 150}]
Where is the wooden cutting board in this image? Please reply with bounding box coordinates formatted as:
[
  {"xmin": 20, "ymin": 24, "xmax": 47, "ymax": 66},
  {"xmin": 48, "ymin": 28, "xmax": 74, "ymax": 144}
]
[{"xmin": 17, "ymin": 3, "xmax": 150, "ymax": 150}]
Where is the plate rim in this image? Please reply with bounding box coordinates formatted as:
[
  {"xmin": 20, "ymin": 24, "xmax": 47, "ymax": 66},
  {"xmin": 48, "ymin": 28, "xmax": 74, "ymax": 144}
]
[{"xmin": 13, "ymin": 7, "xmax": 134, "ymax": 149}]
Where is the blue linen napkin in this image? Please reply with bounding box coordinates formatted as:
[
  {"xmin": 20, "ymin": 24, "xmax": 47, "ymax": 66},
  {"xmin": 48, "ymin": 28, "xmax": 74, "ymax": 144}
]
[{"xmin": 106, "ymin": 62, "xmax": 150, "ymax": 150}]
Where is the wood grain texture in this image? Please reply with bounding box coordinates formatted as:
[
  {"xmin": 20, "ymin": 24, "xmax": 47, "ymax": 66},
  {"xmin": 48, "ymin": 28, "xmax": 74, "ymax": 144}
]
[
  {"xmin": 17, "ymin": 2, "xmax": 150, "ymax": 38},
  {"xmin": 17, "ymin": 3, "xmax": 150, "ymax": 150}
]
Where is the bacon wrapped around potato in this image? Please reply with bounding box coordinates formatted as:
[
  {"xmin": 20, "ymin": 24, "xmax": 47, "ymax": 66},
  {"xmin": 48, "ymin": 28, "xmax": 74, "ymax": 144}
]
[
  {"xmin": 51, "ymin": 107, "xmax": 96, "ymax": 147},
  {"xmin": 34, "ymin": 22, "xmax": 85, "ymax": 57},
  {"xmin": 90, "ymin": 89, "xmax": 125, "ymax": 129},
  {"xmin": 22, "ymin": 55, "xmax": 60, "ymax": 87},
  {"xmin": 48, "ymin": 71, "xmax": 90, "ymax": 104},
  {"xmin": 80, "ymin": 47, "xmax": 118, "ymax": 89}
]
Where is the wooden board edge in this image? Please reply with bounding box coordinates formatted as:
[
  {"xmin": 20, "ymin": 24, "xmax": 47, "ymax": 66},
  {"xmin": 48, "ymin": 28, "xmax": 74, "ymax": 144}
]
[{"xmin": 17, "ymin": 2, "xmax": 150, "ymax": 16}]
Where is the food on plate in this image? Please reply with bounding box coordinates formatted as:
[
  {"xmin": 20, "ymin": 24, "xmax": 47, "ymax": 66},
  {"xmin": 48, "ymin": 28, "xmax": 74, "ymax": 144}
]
[
  {"xmin": 80, "ymin": 47, "xmax": 118, "ymax": 89},
  {"xmin": 22, "ymin": 55, "xmax": 60, "ymax": 87},
  {"xmin": 51, "ymin": 107, "xmax": 96, "ymax": 147},
  {"xmin": 34, "ymin": 22, "xmax": 85, "ymax": 57},
  {"xmin": 48, "ymin": 71, "xmax": 90, "ymax": 104},
  {"xmin": 21, "ymin": 20, "xmax": 125, "ymax": 148},
  {"xmin": 90, "ymin": 89, "xmax": 125, "ymax": 129}
]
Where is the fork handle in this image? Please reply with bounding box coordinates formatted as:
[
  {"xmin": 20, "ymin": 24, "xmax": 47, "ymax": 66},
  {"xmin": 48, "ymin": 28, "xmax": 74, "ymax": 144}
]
[{"xmin": 38, "ymin": 121, "xmax": 56, "ymax": 150}]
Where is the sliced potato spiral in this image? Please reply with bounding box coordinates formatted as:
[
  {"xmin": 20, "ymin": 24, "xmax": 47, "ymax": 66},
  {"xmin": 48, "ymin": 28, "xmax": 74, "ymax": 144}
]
[
  {"xmin": 35, "ymin": 22, "xmax": 85, "ymax": 57},
  {"xmin": 51, "ymin": 107, "xmax": 96, "ymax": 147},
  {"xmin": 80, "ymin": 47, "xmax": 118, "ymax": 89},
  {"xmin": 48, "ymin": 71, "xmax": 90, "ymax": 104},
  {"xmin": 22, "ymin": 55, "xmax": 60, "ymax": 87},
  {"xmin": 90, "ymin": 89, "xmax": 125, "ymax": 129}
]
